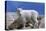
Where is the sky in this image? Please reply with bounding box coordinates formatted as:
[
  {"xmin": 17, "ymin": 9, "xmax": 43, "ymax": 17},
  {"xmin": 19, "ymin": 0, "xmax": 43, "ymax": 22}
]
[{"xmin": 5, "ymin": 1, "xmax": 45, "ymax": 15}]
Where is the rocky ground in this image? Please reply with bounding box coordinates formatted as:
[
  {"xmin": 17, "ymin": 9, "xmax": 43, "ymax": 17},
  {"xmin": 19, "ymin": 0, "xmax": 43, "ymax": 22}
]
[{"xmin": 5, "ymin": 12, "xmax": 45, "ymax": 30}]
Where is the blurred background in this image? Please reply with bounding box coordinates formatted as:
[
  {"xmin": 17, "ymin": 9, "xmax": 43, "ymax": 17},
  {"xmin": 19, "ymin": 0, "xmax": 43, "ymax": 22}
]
[{"xmin": 5, "ymin": 1, "xmax": 45, "ymax": 15}]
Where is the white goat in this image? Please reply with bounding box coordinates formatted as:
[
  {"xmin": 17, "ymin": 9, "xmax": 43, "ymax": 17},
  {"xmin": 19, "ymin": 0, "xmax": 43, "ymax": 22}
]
[{"xmin": 16, "ymin": 8, "xmax": 39, "ymax": 28}]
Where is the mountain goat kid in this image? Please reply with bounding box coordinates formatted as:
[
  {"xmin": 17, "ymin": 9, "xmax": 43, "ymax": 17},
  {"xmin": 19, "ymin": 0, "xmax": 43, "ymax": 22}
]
[{"xmin": 16, "ymin": 8, "xmax": 39, "ymax": 28}]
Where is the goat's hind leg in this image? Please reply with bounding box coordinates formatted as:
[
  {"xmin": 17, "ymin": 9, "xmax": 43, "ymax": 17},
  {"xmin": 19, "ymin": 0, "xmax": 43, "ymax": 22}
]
[{"xmin": 31, "ymin": 14, "xmax": 38, "ymax": 28}]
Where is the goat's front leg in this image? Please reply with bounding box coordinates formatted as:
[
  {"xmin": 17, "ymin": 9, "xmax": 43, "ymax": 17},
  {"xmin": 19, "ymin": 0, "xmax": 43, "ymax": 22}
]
[{"xmin": 23, "ymin": 18, "xmax": 27, "ymax": 29}]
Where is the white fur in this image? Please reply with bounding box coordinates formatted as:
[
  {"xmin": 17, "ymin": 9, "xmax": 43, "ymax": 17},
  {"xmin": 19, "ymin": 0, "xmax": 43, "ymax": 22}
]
[{"xmin": 17, "ymin": 8, "xmax": 39, "ymax": 28}]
